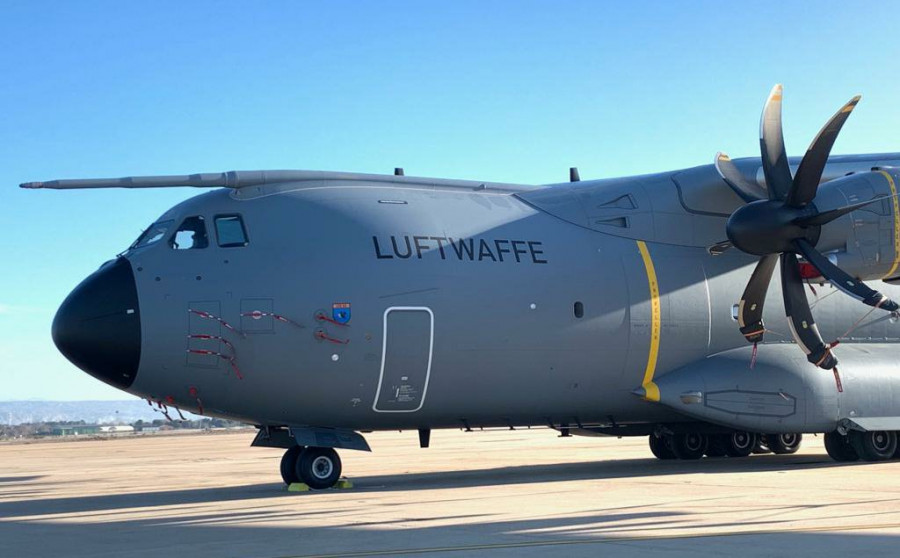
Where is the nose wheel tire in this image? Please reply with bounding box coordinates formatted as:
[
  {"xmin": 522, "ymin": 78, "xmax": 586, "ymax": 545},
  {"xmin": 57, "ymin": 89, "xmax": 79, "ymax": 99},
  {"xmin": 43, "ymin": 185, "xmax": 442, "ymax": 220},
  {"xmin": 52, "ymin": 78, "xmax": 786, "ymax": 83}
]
[
  {"xmin": 295, "ymin": 447, "xmax": 343, "ymax": 489},
  {"xmin": 824, "ymin": 431, "xmax": 859, "ymax": 462},
  {"xmin": 670, "ymin": 432, "xmax": 707, "ymax": 460},
  {"xmin": 767, "ymin": 433, "xmax": 802, "ymax": 454},
  {"xmin": 279, "ymin": 445, "xmax": 304, "ymax": 485},
  {"xmin": 849, "ymin": 430, "xmax": 897, "ymax": 462}
]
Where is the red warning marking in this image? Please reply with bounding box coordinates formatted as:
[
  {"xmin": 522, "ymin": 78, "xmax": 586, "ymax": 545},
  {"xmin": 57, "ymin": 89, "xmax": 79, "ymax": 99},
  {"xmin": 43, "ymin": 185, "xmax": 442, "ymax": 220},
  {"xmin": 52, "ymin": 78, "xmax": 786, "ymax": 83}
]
[
  {"xmin": 188, "ymin": 309, "xmax": 244, "ymax": 337},
  {"xmin": 186, "ymin": 349, "xmax": 244, "ymax": 379},
  {"xmin": 799, "ymin": 262, "xmax": 821, "ymax": 280},
  {"xmin": 316, "ymin": 312, "xmax": 350, "ymax": 327},
  {"xmin": 188, "ymin": 386, "xmax": 204, "ymax": 415},
  {"xmin": 240, "ymin": 311, "xmax": 304, "ymax": 328},
  {"xmin": 227, "ymin": 359, "xmax": 244, "ymax": 380},
  {"xmin": 154, "ymin": 402, "xmax": 173, "ymax": 422},
  {"xmin": 188, "ymin": 334, "xmax": 235, "ymax": 351},
  {"xmin": 833, "ymin": 367, "xmax": 844, "ymax": 393},
  {"xmin": 315, "ymin": 330, "xmax": 350, "ymax": 344},
  {"xmin": 187, "ymin": 334, "xmax": 243, "ymax": 379}
]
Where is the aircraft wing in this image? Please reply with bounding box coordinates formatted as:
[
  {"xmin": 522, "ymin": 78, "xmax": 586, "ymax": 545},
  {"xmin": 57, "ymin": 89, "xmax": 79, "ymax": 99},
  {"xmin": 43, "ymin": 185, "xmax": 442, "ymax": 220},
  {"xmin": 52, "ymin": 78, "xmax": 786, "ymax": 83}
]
[{"xmin": 19, "ymin": 170, "xmax": 530, "ymax": 193}]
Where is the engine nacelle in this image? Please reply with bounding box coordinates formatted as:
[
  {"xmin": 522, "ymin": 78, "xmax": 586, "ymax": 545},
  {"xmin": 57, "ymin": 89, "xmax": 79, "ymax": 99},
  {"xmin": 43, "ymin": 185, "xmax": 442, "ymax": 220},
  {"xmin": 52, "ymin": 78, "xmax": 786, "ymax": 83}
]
[
  {"xmin": 652, "ymin": 344, "xmax": 900, "ymax": 434},
  {"xmin": 815, "ymin": 168, "xmax": 900, "ymax": 282}
]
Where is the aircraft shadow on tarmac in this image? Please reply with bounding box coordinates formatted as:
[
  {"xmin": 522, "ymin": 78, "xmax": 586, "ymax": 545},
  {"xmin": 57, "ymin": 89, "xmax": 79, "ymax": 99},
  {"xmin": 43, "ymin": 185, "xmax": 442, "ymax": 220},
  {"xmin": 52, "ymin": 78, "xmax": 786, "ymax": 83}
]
[
  {"xmin": 2, "ymin": 491, "xmax": 900, "ymax": 558},
  {"xmin": 0, "ymin": 453, "xmax": 874, "ymax": 519},
  {"xmin": 3, "ymin": 455, "xmax": 900, "ymax": 558},
  {"xmin": 352, "ymin": 453, "xmax": 846, "ymax": 491},
  {"xmin": 0, "ymin": 475, "xmax": 44, "ymax": 483}
]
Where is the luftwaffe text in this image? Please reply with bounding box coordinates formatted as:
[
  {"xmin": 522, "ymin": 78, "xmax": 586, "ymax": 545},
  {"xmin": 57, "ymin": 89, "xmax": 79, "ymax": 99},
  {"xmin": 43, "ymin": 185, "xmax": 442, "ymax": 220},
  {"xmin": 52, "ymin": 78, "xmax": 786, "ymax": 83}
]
[{"xmin": 373, "ymin": 235, "xmax": 548, "ymax": 264}]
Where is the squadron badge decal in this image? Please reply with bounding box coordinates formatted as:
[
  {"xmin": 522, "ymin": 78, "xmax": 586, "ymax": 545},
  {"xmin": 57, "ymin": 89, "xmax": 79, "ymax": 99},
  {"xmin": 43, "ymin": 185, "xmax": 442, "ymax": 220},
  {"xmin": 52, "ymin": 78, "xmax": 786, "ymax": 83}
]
[{"xmin": 332, "ymin": 302, "xmax": 351, "ymax": 324}]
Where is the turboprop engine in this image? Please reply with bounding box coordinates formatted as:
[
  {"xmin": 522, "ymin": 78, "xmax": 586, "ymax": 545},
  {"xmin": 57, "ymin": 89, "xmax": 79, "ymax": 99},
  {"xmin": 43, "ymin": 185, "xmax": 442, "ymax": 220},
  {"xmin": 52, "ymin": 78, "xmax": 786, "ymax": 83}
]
[
  {"xmin": 648, "ymin": 87, "xmax": 900, "ymax": 440},
  {"xmin": 716, "ymin": 85, "xmax": 900, "ymax": 370},
  {"xmin": 810, "ymin": 169, "xmax": 900, "ymax": 282}
]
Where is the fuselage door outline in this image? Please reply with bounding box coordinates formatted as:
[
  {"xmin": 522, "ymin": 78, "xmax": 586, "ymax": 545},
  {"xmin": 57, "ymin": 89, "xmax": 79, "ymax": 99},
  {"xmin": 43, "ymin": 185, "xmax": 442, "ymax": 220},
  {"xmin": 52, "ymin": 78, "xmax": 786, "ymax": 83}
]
[{"xmin": 372, "ymin": 306, "xmax": 435, "ymax": 413}]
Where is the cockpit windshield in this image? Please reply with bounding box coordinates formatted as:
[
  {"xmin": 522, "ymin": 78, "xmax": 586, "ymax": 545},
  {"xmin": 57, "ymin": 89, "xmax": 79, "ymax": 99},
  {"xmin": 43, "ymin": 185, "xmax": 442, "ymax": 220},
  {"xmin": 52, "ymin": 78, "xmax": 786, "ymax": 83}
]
[{"xmin": 129, "ymin": 220, "xmax": 174, "ymax": 250}]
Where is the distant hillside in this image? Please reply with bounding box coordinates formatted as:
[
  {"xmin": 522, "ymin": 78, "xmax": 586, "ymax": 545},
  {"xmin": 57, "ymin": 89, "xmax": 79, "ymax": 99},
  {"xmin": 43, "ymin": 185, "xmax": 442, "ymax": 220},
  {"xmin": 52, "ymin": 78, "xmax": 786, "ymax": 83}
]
[{"xmin": 0, "ymin": 400, "xmax": 203, "ymax": 425}]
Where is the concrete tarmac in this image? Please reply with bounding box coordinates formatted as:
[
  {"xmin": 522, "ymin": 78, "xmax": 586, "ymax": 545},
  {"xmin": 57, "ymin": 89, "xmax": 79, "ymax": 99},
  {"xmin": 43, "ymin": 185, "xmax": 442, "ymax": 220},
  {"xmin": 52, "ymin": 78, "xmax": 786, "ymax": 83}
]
[{"xmin": 2, "ymin": 429, "xmax": 900, "ymax": 557}]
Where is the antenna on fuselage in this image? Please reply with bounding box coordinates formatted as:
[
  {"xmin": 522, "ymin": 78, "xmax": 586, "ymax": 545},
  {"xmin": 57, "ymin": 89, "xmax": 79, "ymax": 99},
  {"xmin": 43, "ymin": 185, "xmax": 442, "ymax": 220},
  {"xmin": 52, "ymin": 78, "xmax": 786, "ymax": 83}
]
[
  {"xmin": 394, "ymin": 168, "xmax": 404, "ymax": 176},
  {"xmin": 569, "ymin": 167, "xmax": 580, "ymax": 182}
]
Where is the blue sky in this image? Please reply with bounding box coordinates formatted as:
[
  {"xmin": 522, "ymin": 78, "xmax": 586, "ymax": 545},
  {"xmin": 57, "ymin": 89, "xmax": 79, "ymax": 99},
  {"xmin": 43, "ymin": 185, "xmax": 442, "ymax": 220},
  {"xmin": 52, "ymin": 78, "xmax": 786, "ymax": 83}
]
[{"xmin": 1, "ymin": 1, "xmax": 899, "ymax": 400}]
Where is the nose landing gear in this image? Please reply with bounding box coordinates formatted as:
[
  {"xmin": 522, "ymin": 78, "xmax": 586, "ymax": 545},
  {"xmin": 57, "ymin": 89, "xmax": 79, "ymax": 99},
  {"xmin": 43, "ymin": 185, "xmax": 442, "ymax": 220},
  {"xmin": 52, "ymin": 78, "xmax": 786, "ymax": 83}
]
[
  {"xmin": 279, "ymin": 445, "xmax": 304, "ymax": 485},
  {"xmin": 280, "ymin": 446, "xmax": 344, "ymax": 489}
]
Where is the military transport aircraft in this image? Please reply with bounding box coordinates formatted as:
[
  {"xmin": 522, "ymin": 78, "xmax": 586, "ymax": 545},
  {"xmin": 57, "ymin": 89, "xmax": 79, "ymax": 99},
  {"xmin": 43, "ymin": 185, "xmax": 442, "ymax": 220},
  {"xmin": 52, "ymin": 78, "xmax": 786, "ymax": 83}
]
[{"xmin": 22, "ymin": 86, "xmax": 900, "ymax": 489}]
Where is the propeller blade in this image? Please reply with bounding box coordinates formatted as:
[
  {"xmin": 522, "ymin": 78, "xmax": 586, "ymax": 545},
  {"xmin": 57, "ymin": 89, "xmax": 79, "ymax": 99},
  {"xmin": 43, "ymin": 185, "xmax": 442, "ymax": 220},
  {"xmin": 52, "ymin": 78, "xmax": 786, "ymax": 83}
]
[
  {"xmin": 737, "ymin": 254, "xmax": 778, "ymax": 343},
  {"xmin": 794, "ymin": 238, "xmax": 899, "ymax": 311},
  {"xmin": 787, "ymin": 95, "xmax": 862, "ymax": 208},
  {"xmin": 759, "ymin": 84, "xmax": 793, "ymax": 201},
  {"xmin": 781, "ymin": 252, "xmax": 837, "ymax": 369},
  {"xmin": 715, "ymin": 152, "xmax": 767, "ymax": 202},
  {"xmin": 793, "ymin": 196, "xmax": 889, "ymax": 227}
]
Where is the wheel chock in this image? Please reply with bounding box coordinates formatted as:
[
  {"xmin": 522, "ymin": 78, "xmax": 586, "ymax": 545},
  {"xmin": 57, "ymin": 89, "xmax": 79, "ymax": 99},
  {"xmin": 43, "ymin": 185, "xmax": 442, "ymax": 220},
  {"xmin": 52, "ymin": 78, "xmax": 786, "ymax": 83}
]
[{"xmin": 287, "ymin": 479, "xmax": 353, "ymax": 492}]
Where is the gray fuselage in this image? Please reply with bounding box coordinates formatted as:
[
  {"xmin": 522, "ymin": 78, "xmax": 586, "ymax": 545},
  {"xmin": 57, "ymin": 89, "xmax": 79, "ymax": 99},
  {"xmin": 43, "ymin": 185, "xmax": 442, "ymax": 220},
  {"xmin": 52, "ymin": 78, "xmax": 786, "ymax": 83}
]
[{"xmin": 111, "ymin": 158, "xmax": 900, "ymax": 434}]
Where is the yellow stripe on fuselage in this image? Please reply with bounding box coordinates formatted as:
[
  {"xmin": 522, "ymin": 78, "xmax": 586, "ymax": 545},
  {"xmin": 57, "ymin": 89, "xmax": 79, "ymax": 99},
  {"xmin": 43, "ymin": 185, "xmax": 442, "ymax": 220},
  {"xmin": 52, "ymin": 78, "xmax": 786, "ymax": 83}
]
[
  {"xmin": 878, "ymin": 170, "xmax": 900, "ymax": 279},
  {"xmin": 636, "ymin": 240, "xmax": 660, "ymax": 402}
]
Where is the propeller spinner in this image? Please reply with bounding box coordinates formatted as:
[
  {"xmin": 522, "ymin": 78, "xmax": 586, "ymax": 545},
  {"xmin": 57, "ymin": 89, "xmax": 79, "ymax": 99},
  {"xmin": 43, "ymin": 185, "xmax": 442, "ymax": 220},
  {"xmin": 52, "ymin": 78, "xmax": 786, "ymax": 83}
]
[{"xmin": 718, "ymin": 85, "xmax": 898, "ymax": 370}]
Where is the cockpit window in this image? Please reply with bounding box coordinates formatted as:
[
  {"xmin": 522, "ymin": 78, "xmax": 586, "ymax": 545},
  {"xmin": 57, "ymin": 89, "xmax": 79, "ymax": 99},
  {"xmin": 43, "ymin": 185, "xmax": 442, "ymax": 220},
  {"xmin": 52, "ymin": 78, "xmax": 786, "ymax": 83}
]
[
  {"xmin": 130, "ymin": 220, "xmax": 173, "ymax": 249},
  {"xmin": 214, "ymin": 215, "xmax": 249, "ymax": 247},
  {"xmin": 170, "ymin": 216, "xmax": 209, "ymax": 250}
]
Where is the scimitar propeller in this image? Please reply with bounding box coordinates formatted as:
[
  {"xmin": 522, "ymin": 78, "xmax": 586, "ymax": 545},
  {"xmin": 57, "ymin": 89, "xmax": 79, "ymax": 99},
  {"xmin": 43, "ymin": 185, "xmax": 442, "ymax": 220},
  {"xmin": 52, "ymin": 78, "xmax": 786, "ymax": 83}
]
[{"xmin": 718, "ymin": 85, "xmax": 898, "ymax": 370}]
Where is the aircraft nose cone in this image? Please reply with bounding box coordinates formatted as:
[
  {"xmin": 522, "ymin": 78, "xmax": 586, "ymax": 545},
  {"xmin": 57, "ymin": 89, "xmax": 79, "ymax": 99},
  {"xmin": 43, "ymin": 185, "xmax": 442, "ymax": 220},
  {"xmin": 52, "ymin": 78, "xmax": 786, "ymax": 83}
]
[{"xmin": 52, "ymin": 257, "xmax": 141, "ymax": 390}]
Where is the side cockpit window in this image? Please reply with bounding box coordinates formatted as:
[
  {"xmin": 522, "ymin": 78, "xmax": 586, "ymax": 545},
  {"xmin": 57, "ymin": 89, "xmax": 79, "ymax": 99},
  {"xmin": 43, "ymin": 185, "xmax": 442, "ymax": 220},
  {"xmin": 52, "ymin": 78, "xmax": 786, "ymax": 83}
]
[
  {"xmin": 214, "ymin": 215, "xmax": 249, "ymax": 247},
  {"xmin": 170, "ymin": 216, "xmax": 209, "ymax": 250}
]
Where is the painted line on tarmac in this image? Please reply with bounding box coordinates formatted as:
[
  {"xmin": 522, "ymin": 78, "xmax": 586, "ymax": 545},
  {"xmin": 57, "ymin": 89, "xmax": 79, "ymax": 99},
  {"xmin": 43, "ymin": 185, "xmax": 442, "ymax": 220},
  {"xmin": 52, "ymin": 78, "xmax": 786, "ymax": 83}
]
[{"xmin": 282, "ymin": 522, "xmax": 900, "ymax": 558}]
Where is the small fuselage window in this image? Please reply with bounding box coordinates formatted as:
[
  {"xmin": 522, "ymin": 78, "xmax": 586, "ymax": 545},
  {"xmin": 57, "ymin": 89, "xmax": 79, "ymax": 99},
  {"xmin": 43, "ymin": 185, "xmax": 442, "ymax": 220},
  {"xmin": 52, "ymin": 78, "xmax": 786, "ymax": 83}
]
[
  {"xmin": 214, "ymin": 215, "xmax": 249, "ymax": 247},
  {"xmin": 130, "ymin": 220, "xmax": 174, "ymax": 249},
  {"xmin": 170, "ymin": 216, "xmax": 209, "ymax": 250}
]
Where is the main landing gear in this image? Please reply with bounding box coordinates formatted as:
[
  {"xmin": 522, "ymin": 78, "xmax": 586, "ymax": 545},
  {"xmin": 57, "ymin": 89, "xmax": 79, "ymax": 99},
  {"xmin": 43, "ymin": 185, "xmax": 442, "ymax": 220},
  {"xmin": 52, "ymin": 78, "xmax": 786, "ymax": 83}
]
[
  {"xmin": 766, "ymin": 433, "xmax": 803, "ymax": 455},
  {"xmin": 824, "ymin": 430, "xmax": 900, "ymax": 462},
  {"xmin": 649, "ymin": 430, "xmax": 803, "ymax": 461},
  {"xmin": 280, "ymin": 446, "xmax": 343, "ymax": 489},
  {"xmin": 651, "ymin": 428, "xmax": 900, "ymax": 463}
]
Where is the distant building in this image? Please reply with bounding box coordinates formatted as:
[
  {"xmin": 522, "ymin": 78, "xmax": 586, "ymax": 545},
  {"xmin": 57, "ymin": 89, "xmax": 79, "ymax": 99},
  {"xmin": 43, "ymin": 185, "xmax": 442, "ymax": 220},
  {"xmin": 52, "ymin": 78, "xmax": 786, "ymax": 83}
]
[
  {"xmin": 99, "ymin": 425, "xmax": 134, "ymax": 433},
  {"xmin": 49, "ymin": 425, "xmax": 101, "ymax": 436}
]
